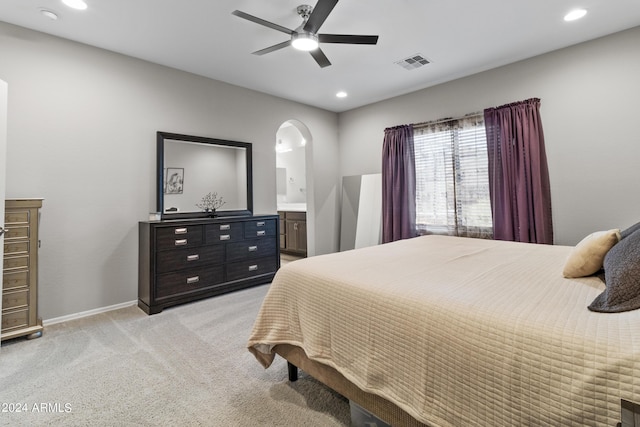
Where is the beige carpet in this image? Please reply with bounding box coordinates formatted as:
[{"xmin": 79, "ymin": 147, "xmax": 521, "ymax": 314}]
[{"xmin": 0, "ymin": 283, "xmax": 350, "ymax": 426}]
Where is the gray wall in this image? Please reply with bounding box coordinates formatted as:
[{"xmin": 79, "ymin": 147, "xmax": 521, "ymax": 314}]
[
  {"xmin": 338, "ymin": 26, "xmax": 640, "ymax": 246},
  {"xmin": 0, "ymin": 22, "xmax": 339, "ymax": 320}
]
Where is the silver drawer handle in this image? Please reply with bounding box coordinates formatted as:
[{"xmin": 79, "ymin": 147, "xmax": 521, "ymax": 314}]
[
  {"xmin": 220, "ymin": 224, "xmax": 230, "ymax": 230},
  {"xmin": 248, "ymin": 265, "xmax": 258, "ymax": 272},
  {"xmin": 175, "ymin": 239, "xmax": 188, "ymax": 246},
  {"xmin": 256, "ymin": 221, "xmax": 265, "ymax": 227},
  {"xmin": 257, "ymin": 230, "xmax": 266, "ymax": 236},
  {"xmin": 220, "ymin": 234, "xmax": 230, "ymax": 241},
  {"xmin": 248, "ymin": 246, "xmax": 258, "ymax": 252},
  {"xmin": 186, "ymin": 276, "xmax": 200, "ymax": 284},
  {"xmin": 187, "ymin": 254, "xmax": 200, "ymax": 261},
  {"xmin": 174, "ymin": 228, "xmax": 188, "ymax": 235}
]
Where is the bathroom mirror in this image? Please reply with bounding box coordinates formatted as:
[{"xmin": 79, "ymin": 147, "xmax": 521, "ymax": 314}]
[{"xmin": 157, "ymin": 131, "xmax": 253, "ymax": 219}]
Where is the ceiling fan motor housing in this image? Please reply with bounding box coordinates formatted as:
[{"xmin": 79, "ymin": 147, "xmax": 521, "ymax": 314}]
[
  {"xmin": 296, "ymin": 5, "xmax": 314, "ymax": 21},
  {"xmin": 292, "ymin": 4, "xmax": 318, "ymax": 51}
]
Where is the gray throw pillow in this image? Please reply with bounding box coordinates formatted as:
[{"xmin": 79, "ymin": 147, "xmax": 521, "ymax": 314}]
[
  {"xmin": 588, "ymin": 228, "xmax": 640, "ymax": 313},
  {"xmin": 621, "ymin": 221, "xmax": 640, "ymax": 240}
]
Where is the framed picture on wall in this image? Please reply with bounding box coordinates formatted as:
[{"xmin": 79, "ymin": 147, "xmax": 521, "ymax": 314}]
[{"xmin": 164, "ymin": 167, "xmax": 184, "ymax": 194}]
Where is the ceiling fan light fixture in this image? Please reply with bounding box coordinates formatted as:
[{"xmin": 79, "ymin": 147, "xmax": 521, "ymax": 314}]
[{"xmin": 291, "ymin": 32, "xmax": 319, "ymax": 51}]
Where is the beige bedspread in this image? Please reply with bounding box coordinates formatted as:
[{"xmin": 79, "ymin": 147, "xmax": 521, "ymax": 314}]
[{"xmin": 248, "ymin": 235, "xmax": 640, "ymax": 426}]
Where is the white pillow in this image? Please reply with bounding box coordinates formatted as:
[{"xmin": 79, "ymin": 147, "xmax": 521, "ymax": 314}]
[{"xmin": 563, "ymin": 229, "xmax": 621, "ymax": 278}]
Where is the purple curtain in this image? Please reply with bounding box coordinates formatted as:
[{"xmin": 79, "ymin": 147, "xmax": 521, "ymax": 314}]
[
  {"xmin": 484, "ymin": 98, "xmax": 553, "ymax": 244},
  {"xmin": 382, "ymin": 125, "xmax": 417, "ymax": 243}
]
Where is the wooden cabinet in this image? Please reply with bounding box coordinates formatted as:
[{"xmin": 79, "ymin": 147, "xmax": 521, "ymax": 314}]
[
  {"xmin": 138, "ymin": 215, "xmax": 280, "ymax": 314},
  {"xmin": 2, "ymin": 199, "xmax": 43, "ymax": 341},
  {"xmin": 279, "ymin": 211, "xmax": 307, "ymax": 256}
]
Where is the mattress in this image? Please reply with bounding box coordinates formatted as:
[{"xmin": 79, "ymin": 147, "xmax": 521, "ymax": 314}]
[{"xmin": 248, "ymin": 235, "xmax": 640, "ymax": 426}]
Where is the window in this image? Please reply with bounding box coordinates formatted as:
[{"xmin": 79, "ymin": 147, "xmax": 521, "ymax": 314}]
[{"xmin": 413, "ymin": 114, "xmax": 492, "ymax": 238}]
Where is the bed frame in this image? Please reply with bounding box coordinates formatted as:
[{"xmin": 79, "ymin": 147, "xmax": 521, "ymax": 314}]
[
  {"xmin": 277, "ymin": 344, "xmax": 630, "ymax": 427},
  {"xmin": 275, "ymin": 344, "xmax": 429, "ymax": 427}
]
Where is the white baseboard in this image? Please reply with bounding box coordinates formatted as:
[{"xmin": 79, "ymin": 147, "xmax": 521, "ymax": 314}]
[{"xmin": 43, "ymin": 300, "xmax": 138, "ymax": 326}]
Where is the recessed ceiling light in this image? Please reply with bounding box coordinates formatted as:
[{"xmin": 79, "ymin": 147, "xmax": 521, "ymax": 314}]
[
  {"xmin": 62, "ymin": 0, "xmax": 88, "ymax": 10},
  {"xmin": 336, "ymin": 91, "xmax": 347, "ymax": 98},
  {"xmin": 564, "ymin": 9, "xmax": 587, "ymax": 21},
  {"xmin": 40, "ymin": 9, "xmax": 59, "ymax": 20}
]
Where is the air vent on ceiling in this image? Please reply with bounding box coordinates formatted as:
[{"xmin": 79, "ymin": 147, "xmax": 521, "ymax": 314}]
[{"xmin": 395, "ymin": 54, "xmax": 431, "ymax": 70}]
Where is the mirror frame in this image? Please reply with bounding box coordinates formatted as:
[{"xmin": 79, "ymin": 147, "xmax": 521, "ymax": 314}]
[{"xmin": 157, "ymin": 131, "xmax": 253, "ymax": 219}]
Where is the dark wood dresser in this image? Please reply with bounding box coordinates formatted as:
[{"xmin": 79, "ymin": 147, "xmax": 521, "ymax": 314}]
[{"xmin": 138, "ymin": 214, "xmax": 280, "ymax": 314}]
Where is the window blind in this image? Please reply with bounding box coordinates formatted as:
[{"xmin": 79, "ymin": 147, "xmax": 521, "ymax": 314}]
[{"xmin": 414, "ymin": 115, "xmax": 492, "ymax": 238}]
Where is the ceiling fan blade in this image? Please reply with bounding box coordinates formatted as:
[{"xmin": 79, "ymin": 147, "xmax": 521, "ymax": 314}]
[
  {"xmin": 318, "ymin": 34, "xmax": 379, "ymax": 45},
  {"xmin": 310, "ymin": 48, "xmax": 332, "ymax": 68},
  {"xmin": 232, "ymin": 10, "xmax": 293, "ymax": 35},
  {"xmin": 252, "ymin": 41, "xmax": 291, "ymax": 56},
  {"xmin": 304, "ymin": 0, "xmax": 338, "ymax": 34}
]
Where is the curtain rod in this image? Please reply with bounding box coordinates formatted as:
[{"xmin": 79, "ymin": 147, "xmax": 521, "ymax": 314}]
[{"xmin": 412, "ymin": 111, "xmax": 483, "ymax": 128}]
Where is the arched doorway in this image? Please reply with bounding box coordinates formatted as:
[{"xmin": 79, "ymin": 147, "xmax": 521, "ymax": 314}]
[{"xmin": 276, "ymin": 120, "xmax": 311, "ymax": 260}]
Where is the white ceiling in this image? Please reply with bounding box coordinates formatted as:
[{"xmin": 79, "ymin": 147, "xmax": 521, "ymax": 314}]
[{"xmin": 1, "ymin": 0, "xmax": 640, "ymax": 112}]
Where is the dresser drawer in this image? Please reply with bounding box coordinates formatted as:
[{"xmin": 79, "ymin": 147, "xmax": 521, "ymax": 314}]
[
  {"xmin": 2, "ymin": 269, "xmax": 29, "ymax": 291},
  {"xmin": 156, "ymin": 266, "xmax": 225, "ymax": 299},
  {"xmin": 2, "ymin": 289, "xmax": 29, "ymax": 311},
  {"xmin": 244, "ymin": 219, "xmax": 277, "ymax": 239},
  {"xmin": 4, "ymin": 225, "xmax": 29, "ymax": 240},
  {"xmin": 205, "ymin": 222, "xmax": 243, "ymax": 243},
  {"xmin": 2, "ymin": 309, "xmax": 29, "ymax": 332},
  {"xmin": 226, "ymin": 238, "xmax": 277, "ymax": 262},
  {"xmin": 156, "ymin": 244, "xmax": 224, "ymax": 274},
  {"xmin": 4, "ymin": 210, "xmax": 30, "ymax": 225},
  {"xmin": 4, "ymin": 241, "xmax": 29, "ymax": 257},
  {"xmin": 3, "ymin": 255, "xmax": 29, "ymax": 271},
  {"xmin": 226, "ymin": 257, "xmax": 278, "ymax": 282},
  {"xmin": 156, "ymin": 225, "xmax": 203, "ymax": 250}
]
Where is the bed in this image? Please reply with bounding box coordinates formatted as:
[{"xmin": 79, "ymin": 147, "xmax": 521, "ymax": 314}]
[{"xmin": 248, "ymin": 235, "xmax": 640, "ymax": 426}]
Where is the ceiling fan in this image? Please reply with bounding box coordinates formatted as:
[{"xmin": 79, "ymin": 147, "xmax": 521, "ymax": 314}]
[{"xmin": 232, "ymin": 0, "xmax": 379, "ymax": 68}]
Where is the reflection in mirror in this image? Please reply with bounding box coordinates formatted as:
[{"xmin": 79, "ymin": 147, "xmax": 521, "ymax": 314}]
[
  {"xmin": 164, "ymin": 140, "xmax": 247, "ymax": 211},
  {"xmin": 157, "ymin": 132, "xmax": 253, "ymax": 219}
]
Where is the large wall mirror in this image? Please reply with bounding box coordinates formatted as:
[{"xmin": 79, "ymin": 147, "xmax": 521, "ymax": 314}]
[{"xmin": 157, "ymin": 131, "xmax": 253, "ymax": 219}]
